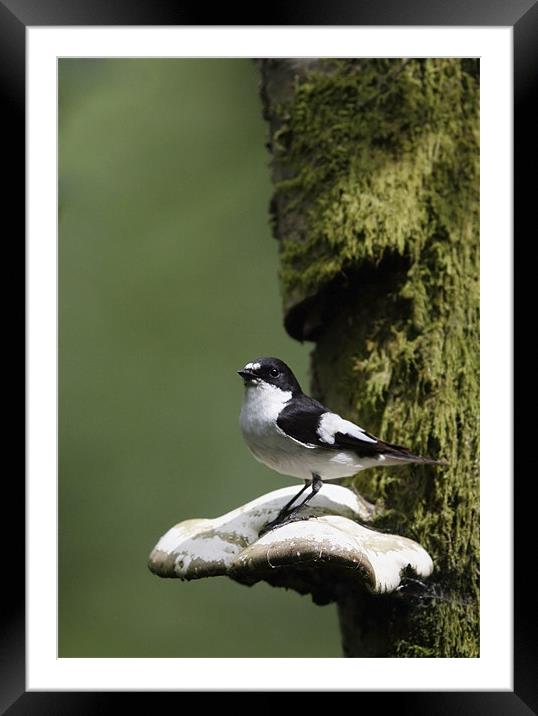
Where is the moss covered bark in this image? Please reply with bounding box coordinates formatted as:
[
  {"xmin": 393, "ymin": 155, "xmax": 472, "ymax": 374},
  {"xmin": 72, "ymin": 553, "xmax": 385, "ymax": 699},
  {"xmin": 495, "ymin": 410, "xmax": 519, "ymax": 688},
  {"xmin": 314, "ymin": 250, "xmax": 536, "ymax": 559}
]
[{"xmin": 259, "ymin": 59, "xmax": 479, "ymax": 657}]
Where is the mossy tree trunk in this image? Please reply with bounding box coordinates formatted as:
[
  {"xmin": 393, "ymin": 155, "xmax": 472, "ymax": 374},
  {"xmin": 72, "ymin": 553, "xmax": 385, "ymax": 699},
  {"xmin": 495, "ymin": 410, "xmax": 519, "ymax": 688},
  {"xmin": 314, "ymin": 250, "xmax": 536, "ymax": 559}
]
[{"xmin": 259, "ymin": 59, "xmax": 479, "ymax": 657}]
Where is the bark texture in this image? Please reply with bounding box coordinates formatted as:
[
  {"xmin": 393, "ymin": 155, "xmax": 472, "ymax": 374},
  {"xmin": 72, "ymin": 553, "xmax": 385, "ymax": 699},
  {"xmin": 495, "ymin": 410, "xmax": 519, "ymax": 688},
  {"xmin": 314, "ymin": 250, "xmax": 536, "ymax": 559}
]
[{"xmin": 259, "ymin": 58, "xmax": 479, "ymax": 657}]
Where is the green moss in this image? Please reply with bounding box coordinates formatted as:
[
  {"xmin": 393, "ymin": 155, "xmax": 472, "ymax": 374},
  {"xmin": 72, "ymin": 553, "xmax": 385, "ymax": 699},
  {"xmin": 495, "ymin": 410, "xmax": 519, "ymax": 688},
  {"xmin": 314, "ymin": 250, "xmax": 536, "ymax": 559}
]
[
  {"xmin": 271, "ymin": 59, "xmax": 478, "ymax": 310},
  {"xmin": 265, "ymin": 59, "xmax": 479, "ymax": 657}
]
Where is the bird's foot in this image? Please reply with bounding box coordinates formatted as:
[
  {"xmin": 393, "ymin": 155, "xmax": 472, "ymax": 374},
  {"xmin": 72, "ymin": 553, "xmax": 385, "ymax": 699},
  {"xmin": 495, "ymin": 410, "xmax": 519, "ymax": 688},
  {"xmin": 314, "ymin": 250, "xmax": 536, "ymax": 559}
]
[
  {"xmin": 259, "ymin": 475, "xmax": 323, "ymax": 537},
  {"xmin": 258, "ymin": 522, "xmax": 280, "ymax": 537},
  {"xmin": 258, "ymin": 510, "xmax": 313, "ymax": 537}
]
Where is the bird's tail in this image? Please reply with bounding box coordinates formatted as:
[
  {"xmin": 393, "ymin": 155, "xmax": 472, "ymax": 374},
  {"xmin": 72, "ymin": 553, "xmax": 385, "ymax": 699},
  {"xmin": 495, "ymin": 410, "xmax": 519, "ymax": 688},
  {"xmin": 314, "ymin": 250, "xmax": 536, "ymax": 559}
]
[
  {"xmin": 381, "ymin": 441, "xmax": 448, "ymax": 466},
  {"xmin": 406, "ymin": 454, "xmax": 449, "ymax": 466}
]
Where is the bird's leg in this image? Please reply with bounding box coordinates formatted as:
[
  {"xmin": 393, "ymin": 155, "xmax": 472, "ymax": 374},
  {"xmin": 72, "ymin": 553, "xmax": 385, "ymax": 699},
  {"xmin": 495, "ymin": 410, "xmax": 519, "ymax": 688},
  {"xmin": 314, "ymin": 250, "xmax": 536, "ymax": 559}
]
[
  {"xmin": 259, "ymin": 475, "xmax": 323, "ymax": 535},
  {"xmin": 276, "ymin": 480, "xmax": 310, "ymax": 519},
  {"xmin": 259, "ymin": 481, "xmax": 310, "ymax": 535},
  {"xmin": 285, "ymin": 473, "xmax": 323, "ymax": 516}
]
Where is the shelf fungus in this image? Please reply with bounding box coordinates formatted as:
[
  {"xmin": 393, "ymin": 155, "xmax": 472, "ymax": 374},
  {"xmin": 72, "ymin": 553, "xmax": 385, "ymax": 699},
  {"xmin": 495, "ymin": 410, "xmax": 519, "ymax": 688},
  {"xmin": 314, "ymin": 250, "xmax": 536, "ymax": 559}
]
[{"xmin": 148, "ymin": 485, "xmax": 433, "ymax": 601}]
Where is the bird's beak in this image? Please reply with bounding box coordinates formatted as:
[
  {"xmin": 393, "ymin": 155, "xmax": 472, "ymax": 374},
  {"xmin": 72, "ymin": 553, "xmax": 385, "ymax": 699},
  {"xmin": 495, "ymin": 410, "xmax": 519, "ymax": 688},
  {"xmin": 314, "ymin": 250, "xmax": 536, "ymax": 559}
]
[{"xmin": 237, "ymin": 369, "xmax": 257, "ymax": 381}]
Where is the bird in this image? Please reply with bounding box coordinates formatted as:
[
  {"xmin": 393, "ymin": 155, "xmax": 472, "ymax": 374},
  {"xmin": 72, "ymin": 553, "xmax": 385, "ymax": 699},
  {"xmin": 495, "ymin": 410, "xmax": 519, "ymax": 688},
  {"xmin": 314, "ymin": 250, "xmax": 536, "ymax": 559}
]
[{"xmin": 237, "ymin": 356, "xmax": 445, "ymax": 532}]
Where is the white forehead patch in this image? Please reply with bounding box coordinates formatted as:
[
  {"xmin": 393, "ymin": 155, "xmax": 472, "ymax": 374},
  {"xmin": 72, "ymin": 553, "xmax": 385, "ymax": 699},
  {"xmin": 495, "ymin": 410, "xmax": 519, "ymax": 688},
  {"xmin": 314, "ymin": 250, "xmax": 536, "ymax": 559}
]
[
  {"xmin": 318, "ymin": 412, "xmax": 377, "ymax": 445},
  {"xmin": 245, "ymin": 362, "xmax": 261, "ymax": 371}
]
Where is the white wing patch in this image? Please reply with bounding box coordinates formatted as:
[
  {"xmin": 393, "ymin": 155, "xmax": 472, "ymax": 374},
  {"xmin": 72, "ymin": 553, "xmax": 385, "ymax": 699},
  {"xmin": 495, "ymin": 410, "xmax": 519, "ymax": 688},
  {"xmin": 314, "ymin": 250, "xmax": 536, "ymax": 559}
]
[{"xmin": 317, "ymin": 412, "xmax": 377, "ymax": 445}]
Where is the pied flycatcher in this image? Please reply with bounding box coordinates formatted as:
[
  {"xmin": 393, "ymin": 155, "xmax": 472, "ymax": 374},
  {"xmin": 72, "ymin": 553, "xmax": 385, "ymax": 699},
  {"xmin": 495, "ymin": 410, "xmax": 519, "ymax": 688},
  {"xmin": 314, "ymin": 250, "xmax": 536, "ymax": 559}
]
[{"xmin": 238, "ymin": 356, "xmax": 444, "ymax": 531}]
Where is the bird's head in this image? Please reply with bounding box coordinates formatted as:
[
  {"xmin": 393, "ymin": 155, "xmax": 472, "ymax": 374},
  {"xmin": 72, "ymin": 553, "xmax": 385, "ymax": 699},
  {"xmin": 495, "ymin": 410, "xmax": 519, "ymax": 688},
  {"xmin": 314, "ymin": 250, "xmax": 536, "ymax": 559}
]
[{"xmin": 237, "ymin": 357, "xmax": 301, "ymax": 395}]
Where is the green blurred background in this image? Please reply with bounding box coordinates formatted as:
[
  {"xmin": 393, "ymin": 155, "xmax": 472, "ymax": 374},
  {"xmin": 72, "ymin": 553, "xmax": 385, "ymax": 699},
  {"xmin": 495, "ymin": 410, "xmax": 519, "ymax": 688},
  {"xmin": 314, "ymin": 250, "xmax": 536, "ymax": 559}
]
[{"xmin": 59, "ymin": 59, "xmax": 340, "ymax": 657}]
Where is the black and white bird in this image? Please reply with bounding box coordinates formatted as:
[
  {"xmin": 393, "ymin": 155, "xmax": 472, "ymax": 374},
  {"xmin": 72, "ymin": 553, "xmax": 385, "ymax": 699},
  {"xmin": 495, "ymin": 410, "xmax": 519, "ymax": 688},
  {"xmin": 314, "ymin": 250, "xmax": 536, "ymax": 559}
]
[{"xmin": 238, "ymin": 356, "xmax": 444, "ymax": 531}]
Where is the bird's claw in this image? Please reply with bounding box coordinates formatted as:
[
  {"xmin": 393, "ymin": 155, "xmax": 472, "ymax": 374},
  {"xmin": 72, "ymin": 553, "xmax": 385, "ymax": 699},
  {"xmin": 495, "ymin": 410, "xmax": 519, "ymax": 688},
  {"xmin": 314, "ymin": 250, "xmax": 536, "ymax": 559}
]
[{"xmin": 258, "ymin": 510, "xmax": 312, "ymax": 537}]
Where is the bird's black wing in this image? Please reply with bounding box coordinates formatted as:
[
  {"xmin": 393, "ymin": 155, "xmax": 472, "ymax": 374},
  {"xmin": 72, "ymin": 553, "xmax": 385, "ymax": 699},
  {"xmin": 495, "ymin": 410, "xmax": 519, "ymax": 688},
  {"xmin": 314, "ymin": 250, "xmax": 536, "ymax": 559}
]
[
  {"xmin": 276, "ymin": 395, "xmax": 327, "ymax": 447},
  {"xmin": 276, "ymin": 395, "xmax": 440, "ymax": 463},
  {"xmin": 276, "ymin": 395, "xmax": 383, "ymax": 458}
]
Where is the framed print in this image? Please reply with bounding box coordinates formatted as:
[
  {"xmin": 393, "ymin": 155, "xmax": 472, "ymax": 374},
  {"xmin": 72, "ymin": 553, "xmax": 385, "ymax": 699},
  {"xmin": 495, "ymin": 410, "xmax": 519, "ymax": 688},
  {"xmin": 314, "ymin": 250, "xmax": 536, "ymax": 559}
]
[{"xmin": 9, "ymin": 0, "xmax": 534, "ymax": 710}]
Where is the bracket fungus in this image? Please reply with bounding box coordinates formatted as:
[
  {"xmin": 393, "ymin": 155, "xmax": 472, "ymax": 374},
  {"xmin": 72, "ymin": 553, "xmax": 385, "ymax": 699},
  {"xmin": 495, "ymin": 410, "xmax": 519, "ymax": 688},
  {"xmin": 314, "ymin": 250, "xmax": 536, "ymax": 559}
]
[{"xmin": 149, "ymin": 485, "xmax": 433, "ymax": 603}]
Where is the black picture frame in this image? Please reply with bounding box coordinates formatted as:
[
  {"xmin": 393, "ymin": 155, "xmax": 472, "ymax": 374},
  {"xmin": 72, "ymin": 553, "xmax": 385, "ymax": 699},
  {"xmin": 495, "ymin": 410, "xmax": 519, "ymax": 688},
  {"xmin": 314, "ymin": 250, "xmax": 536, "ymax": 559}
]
[{"xmin": 8, "ymin": 0, "xmax": 534, "ymax": 711}]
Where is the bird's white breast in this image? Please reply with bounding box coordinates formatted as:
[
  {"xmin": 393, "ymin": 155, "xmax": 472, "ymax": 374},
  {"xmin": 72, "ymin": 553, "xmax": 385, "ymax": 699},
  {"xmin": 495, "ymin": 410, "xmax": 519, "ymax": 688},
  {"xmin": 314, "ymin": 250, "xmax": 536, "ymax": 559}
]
[
  {"xmin": 240, "ymin": 382, "xmax": 292, "ymax": 438},
  {"xmin": 239, "ymin": 383, "xmax": 375, "ymax": 481}
]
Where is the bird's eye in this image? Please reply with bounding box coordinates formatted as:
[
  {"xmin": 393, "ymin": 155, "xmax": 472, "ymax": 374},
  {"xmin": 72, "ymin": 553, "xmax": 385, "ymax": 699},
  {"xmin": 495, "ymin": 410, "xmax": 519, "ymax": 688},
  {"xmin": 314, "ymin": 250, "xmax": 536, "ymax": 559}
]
[{"xmin": 270, "ymin": 368, "xmax": 279, "ymax": 378}]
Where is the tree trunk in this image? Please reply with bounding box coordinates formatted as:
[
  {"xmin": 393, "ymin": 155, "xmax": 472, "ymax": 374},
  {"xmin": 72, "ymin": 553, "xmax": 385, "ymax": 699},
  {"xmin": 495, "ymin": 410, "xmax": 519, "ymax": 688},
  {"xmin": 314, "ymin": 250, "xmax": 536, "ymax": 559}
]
[{"xmin": 258, "ymin": 58, "xmax": 479, "ymax": 657}]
